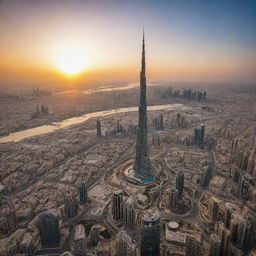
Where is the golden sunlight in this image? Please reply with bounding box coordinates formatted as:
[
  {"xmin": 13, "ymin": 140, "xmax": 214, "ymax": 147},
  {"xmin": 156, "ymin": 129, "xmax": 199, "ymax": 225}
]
[{"xmin": 55, "ymin": 45, "xmax": 88, "ymax": 75}]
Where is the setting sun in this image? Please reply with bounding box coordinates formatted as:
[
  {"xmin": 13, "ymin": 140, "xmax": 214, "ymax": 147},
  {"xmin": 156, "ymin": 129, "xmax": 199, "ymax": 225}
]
[{"xmin": 55, "ymin": 45, "xmax": 88, "ymax": 75}]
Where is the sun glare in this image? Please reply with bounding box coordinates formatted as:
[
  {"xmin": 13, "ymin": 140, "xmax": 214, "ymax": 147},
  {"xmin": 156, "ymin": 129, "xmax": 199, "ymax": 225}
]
[{"xmin": 55, "ymin": 46, "xmax": 88, "ymax": 75}]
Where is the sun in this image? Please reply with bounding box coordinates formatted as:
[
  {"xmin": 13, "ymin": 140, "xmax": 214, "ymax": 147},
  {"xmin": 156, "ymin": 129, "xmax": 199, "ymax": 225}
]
[{"xmin": 55, "ymin": 45, "xmax": 88, "ymax": 75}]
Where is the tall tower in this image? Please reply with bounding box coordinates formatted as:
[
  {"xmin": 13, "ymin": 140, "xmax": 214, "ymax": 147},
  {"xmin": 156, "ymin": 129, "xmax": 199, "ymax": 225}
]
[
  {"xmin": 124, "ymin": 197, "xmax": 135, "ymax": 231},
  {"xmin": 175, "ymin": 171, "xmax": 184, "ymax": 200},
  {"xmin": 116, "ymin": 230, "xmax": 136, "ymax": 256},
  {"xmin": 90, "ymin": 224, "xmax": 100, "ymax": 246},
  {"xmin": 112, "ymin": 190, "xmax": 123, "ymax": 221},
  {"xmin": 37, "ymin": 209, "xmax": 60, "ymax": 247},
  {"xmin": 79, "ymin": 181, "xmax": 87, "ymax": 205},
  {"xmin": 74, "ymin": 224, "xmax": 86, "ymax": 256},
  {"xmin": 140, "ymin": 208, "xmax": 160, "ymax": 256},
  {"xmin": 134, "ymin": 31, "xmax": 152, "ymax": 180},
  {"xmin": 64, "ymin": 191, "xmax": 79, "ymax": 218},
  {"xmin": 168, "ymin": 188, "xmax": 179, "ymax": 210},
  {"xmin": 97, "ymin": 118, "xmax": 102, "ymax": 137}
]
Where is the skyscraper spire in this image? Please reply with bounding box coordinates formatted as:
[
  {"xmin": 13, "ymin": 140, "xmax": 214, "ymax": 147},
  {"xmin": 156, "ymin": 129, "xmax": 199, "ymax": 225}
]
[{"xmin": 134, "ymin": 31, "xmax": 153, "ymax": 181}]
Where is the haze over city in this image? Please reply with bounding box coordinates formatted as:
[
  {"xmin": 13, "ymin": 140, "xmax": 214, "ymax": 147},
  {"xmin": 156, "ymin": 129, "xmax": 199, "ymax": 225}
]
[
  {"xmin": 0, "ymin": 1, "xmax": 256, "ymax": 256},
  {"xmin": 1, "ymin": 0, "xmax": 256, "ymax": 88}
]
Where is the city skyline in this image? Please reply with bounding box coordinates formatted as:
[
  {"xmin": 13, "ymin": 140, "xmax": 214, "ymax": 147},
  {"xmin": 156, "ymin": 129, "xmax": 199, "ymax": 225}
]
[{"xmin": 1, "ymin": 1, "xmax": 256, "ymax": 256}]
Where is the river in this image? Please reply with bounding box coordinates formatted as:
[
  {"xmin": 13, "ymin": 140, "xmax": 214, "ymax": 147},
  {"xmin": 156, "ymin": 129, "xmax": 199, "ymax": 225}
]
[
  {"xmin": 57, "ymin": 83, "xmax": 162, "ymax": 95},
  {"xmin": 0, "ymin": 104, "xmax": 183, "ymax": 143}
]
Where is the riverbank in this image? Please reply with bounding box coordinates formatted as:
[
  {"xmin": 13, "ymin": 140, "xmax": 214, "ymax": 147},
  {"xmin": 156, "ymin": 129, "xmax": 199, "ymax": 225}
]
[
  {"xmin": 0, "ymin": 85, "xmax": 186, "ymax": 139},
  {"xmin": 0, "ymin": 104, "xmax": 183, "ymax": 143}
]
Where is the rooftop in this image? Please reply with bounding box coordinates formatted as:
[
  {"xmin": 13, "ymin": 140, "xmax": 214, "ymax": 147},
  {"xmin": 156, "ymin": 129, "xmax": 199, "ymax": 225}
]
[
  {"xmin": 74, "ymin": 224, "xmax": 86, "ymax": 240},
  {"xmin": 143, "ymin": 208, "xmax": 160, "ymax": 222}
]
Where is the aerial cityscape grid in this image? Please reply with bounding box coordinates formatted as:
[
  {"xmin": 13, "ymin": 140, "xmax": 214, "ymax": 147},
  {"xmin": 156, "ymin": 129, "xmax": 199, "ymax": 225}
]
[{"xmin": 0, "ymin": 1, "xmax": 256, "ymax": 256}]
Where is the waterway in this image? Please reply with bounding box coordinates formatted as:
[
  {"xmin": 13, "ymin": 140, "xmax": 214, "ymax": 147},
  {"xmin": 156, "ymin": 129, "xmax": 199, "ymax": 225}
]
[
  {"xmin": 57, "ymin": 83, "xmax": 162, "ymax": 95},
  {"xmin": 0, "ymin": 104, "xmax": 182, "ymax": 143}
]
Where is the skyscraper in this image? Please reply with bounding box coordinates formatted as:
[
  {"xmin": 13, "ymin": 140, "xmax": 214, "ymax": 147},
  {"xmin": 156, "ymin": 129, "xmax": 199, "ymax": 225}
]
[
  {"xmin": 124, "ymin": 197, "xmax": 135, "ymax": 231},
  {"xmin": 208, "ymin": 197, "xmax": 221, "ymax": 222},
  {"xmin": 209, "ymin": 234, "xmax": 221, "ymax": 256},
  {"xmin": 237, "ymin": 172, "xmax": 251, "ymax": 200},
  {"xmin": 200, "ymin": 124, "xmax": 205, "ymax": 145},
  {"xmin": 224, "ymin": 202, "xmax": 238, "ymax": 229},
  {"xmin": 134, "ymin": 32, "xmax": 153, "ymax": 181},
  {"xmin": 140, "ymin": 208, "xmax": 160, "ymax": 256},
  {"xmin": 74, "ymin": 224, "xmax": 86, "ymax": 256},
  {"xmin": 230, "ymin": 213, "xmax": 251, "ymax": 250},
  {"xmin": 112, "ymin": 190, "xmax": 123, "ymax": 221},
  {"xmin": 186, "ymin": 235, "xmax": 201, "ymax": 256},
  {"xmin": 20, "ymin": 232, "xmax": 35, "ymax": 256},
  {"xmin": 175, "ymin": 171, "xmax": 184, "ymax": 200},
  {"xmin": 37, "ymin": 209, "xmax": 60, "ymax": 247},
  {"xmin": 0, "ymin": 204, "xmax": 17, "ymax": 234},
  {"xmin": 79, "ymin": 181, "xmax": 87, "ymax": 205},
  {"xmin": 194, "ymin": 124, "xmax": 205, "ymax": 146},
  {"xmin": 169, "ymin": 188, "xmax": 179, "ymax": 210},
  {"xmin": 64, "ymin": 192, "xmax": 79, "ymax": 218},
  {"xmin": 194, "ymin": 127, "xmax": 200, "ymax": 146},
  {"xmin": 215, "ymin": 222, "xmax": 231, "ymax": 256},
  {"xmin": 90, "ymin": 224, "xmax": 100, "ymax": 246},
  {"xmin": 116, "ymin": 230, "xmax": 136, "ymax": 256},
  {"xmin": 97, "ymin": 118, "xmax": 102, "ymax": 137}
]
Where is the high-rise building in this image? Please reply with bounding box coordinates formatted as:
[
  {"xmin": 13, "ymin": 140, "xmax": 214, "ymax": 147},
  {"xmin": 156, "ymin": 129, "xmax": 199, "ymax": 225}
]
[
  {"xmin": 209, "ymin": 233, "xmax": 221, "ymax": 256},
  {"xmin": 134, "ymin": 32, "xmax": 153, "ymax": 180},
  {"xmin": 116, "ymin": 230, "xmax": 136, "ymax": 256},
  {"xmin": 20, "ymin": 232, "xmax": 35, "ymax": 256},
  {"xmin": 37, "ymin": 209, "xmax": 60, "ymax": 247},
  {"xmin": 185, "ymin": 235, "xmax": 201, "ymax": 256},
  {"xmin": 152, "ymin": 134, "xmax": 160, "ymax": 146},
  {"xmin": 194, "ymin": 124, "xmax": 205, "ymax": 146},
  {"xmin": 199, "ymin": 165, "xmax": 210, "ymax": 187},
  {"xmin": 79, "ymin": 182, "xmax": 87, "ymax": 205},
  {"xmin": 112, "ymin": 190, "xmax": 123, "ymax": 221},
  {"xmin": 251, "ymin": 189, "xmax": 256, "ymax": 207},
  {"xmin": 200, "ymin": 124, "xmax": 205, "ymax": 145},
  {"xmin": 215, "ymin": 222, "xmax": 231, "ymax": 256},
  {"xmin": 74, "ymin": 224, "xmax": 86, "ymax": 256},
  {"xmin": 168, "ymin": 188, "xmax": 179, "ymax": 210},
  {"xmin": 232, "ymin": 167, "xmax": 241, "ymax": 183},
  {"xmin": 0, "ymin": 204, "xmax": 17, "ymax": 234},
  {"xmin": 159, "ymin": 114, "xmax": 164, "ymax": 130},
  {"xmin": 140, "ymin": 208, "xmax": 160, "ymax": 256},
  {"xmin": 90, "ymin": 224, "xmax": 100, "ymax": 246},
  {"xmin": 230, "ymin": 214, "xmax": 251, "ymax": 250},
  {"xmin": 64, "ymin": 192, "xmax": 79, "ymax": 218},
  {"xmin": 237, "ymin": 172, "xmax": 251, "ymax": 200},
  {"xmin": 208, "ymin": 197, "xmax": 221, "ymax": 222},
  {"xmin": 224, "ymin": 202, "xmax": 238, "ymax": 229},
  {"xmin": 247, "ymin": 150, "xmax": 255, "ymax": 174},
  {"xmin": 199, "ymin": 170, "xmax": 207, "ymax": 187},
  {"xmin": 175, "ymin": 171, "xmax": 184, "ymax": 200},
  {"xmin": 194, "ymin": 127, "xmax": 200, "ymax": 146},
  {"xmin": 241, "ymin": 150, "xmax": 250, "ymax": 170},
  {"xmin": 253, "ymin": 161, "xmax": 256, "ymax": 183},
  {"xmin": 124, "ymin": 197, "xmax": 135, "ymax": 231},
  {"xmin": 97, "ymin": 118, "xmax": 102, "ymax": 137}
]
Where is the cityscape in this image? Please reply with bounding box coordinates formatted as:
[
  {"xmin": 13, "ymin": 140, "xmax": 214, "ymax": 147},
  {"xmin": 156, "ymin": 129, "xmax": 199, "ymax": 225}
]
[{"xmin": 0, "ymin": 1, "xmax": 256, "ymax": 256}]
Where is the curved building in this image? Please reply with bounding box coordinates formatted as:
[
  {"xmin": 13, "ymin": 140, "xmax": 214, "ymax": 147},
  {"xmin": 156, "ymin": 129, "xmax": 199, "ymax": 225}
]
[
  {"xmin": 124, "ymin": 197, "xmax": 135, "ymax": 231},
  {"xmin": 112, "ymin": 190, "xmax": 123, "ymax": 221},
  {"xmin": 140, "ymin": 208, "xmax": 160, "ymax": 256}
]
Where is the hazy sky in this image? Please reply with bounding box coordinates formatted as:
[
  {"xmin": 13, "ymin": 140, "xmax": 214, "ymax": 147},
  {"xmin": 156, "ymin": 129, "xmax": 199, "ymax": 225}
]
[{"xmin": 0, "ymin": 0, "xmax": 256, "ymax": 87}]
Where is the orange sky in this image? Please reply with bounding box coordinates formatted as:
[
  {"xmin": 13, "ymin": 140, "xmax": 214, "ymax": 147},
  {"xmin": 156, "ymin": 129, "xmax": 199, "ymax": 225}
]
[{"xmin": 0, "ymin": 0, "xmax": 256, "ymax": 88}]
